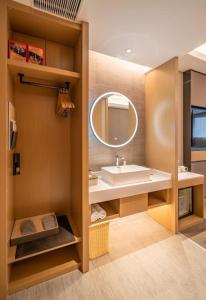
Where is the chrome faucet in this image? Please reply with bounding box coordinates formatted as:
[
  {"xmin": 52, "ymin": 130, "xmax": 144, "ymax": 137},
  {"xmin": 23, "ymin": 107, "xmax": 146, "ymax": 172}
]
[{"xmin": 115, "ymin": 155, "xmax": 126, "ymax": 167}]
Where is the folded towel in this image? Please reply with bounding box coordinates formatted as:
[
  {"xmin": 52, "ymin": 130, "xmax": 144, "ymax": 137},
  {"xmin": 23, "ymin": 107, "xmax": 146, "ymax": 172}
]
[{"xmin": 91, "ymin": 204, "xmax": 106, "ymax": 222}]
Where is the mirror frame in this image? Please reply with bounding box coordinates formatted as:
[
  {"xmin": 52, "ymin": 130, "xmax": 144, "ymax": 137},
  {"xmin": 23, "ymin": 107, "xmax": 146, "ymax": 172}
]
[{"xmin": 90, "ymin": 92, "xmax": 138, "ymax": 148}]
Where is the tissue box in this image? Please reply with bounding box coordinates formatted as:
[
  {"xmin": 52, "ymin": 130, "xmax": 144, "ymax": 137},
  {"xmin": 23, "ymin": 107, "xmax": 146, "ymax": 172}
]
[{"xmin": 89, "ymin": 174, "xmax": 98, "ymax": 186}]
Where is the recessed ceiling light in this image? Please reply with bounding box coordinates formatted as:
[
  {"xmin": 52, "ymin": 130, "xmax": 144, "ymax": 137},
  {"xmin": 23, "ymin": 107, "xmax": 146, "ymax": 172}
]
[{"xmin": 126, "ymin": 48, "xmax": 132, "ymax": 54}]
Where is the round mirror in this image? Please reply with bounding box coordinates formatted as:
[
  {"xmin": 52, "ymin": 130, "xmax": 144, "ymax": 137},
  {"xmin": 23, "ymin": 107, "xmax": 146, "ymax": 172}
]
[{"xmin": 90, "ymin": 92, "xmax": 138, "ymax": 148}]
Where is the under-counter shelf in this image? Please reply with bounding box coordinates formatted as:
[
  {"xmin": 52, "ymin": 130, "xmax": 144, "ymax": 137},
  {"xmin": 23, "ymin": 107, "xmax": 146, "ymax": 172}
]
[
  {"xmin": 148, "ymin": 189, "xmax": 170, "ymax": 209},
  {"xmin": 148, "ymin": 196, "xmax": 167, "ymax": 209},
  {"xmin": 8, "ymin": 214, "xmax": 81, "ymax": 264},
  {"xmin": 177, "ymin": 175, "xmax": 204, "ymax": 231},
  {"xmin": 178, "ymin": 214, "xmax": 204, "ymax": 231},
  {"xmin": 7, "ymin": 59, "xmax": 80, "ymax": 86},
  {"xmin": 9, "ymin": 245, "xmax": 80, "ymax": 294},
  {"xmin": 90, "ymin": 200, "xmax": 120, "ymax": 224}
]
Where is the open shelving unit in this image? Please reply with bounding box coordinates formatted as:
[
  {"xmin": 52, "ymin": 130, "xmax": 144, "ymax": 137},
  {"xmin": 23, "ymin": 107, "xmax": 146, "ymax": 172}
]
[
  {"xmin": 9, "ymin": 246, "xmax": 80, "ymax": 294},
  {"xmin": 7, "ymin": 59, "xmax": 80, "ymax": 86},
  {"xmin": 148, "ymin": 190, "xmax": 170, "ymax": 209},
  {"xmin": 148, "ymin": 196, "xmax": 167, "ymax": 209},
  {"xmin": 0, "ymin": 1, "xmax": 89, "ymax": 297},
  {"xmin": 178, "ymin": 214, "xmax": 204, "ymax": 231},
  {"xmin": 90, "ymin": 200, "xmax": 120, "ymax": 225},
  {"xmin": 8, "ymin": 214, "xmax": 81, "ymax": 264},
  {"xmin": 178, "ymin": 178, "xmax": 204, "ymax": 231}
]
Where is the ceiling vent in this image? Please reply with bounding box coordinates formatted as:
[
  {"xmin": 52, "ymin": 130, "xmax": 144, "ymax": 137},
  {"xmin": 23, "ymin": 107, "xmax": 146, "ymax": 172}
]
[{"xmin": 33, "ymin": 0, "xmax": 82, "ymax": 21}]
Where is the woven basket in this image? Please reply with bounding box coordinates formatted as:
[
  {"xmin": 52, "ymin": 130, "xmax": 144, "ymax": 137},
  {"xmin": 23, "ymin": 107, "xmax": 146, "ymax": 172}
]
[{"xmin": 89, "ymin": 221, "xmax": 110, "ymax": 259}]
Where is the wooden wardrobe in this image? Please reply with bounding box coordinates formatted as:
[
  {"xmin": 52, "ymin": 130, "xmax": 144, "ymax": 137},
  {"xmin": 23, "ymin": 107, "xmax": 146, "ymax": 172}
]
[{"xmin": 0, "ymin": 1, "xmax": 89, "ymax": 298}]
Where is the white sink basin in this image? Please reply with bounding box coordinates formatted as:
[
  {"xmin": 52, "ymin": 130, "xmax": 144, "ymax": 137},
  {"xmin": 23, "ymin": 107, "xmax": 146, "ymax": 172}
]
[{"xmin": 101, "ymin": 165, "xmax": 151, "ymax": 186}]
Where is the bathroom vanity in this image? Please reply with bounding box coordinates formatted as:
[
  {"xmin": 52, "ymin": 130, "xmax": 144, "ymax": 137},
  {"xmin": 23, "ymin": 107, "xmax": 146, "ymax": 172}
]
[
  {"xmin": 89, "ymin": 166, "xmax": 172, "ymax": 224},
  {"xmin": 89, "ymin": 168, "xmax": 204, "ymax": 230},
  {"xmin": 90, "ymin": 169, "xmax": 172, "ymax": 204}
]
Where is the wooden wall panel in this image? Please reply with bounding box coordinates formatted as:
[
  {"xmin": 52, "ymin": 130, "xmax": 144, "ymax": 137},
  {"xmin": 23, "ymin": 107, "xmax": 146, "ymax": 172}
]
[
  {"xmin": 191, "ymin": 70, "xmax": 206, "ymax": 107},
  {"xmin": 71, "ymin": 22, "xmax": 89, "ymax": 272},
  {"xmin": 89, "ymin": 51, "xmax": 145, "ymax": 170},
  {"xmin": 178, "ymin": 72, "xmax": 183, "ymax": 164},
  {"xmin": 191, "ymin": 161, "xmax": 206, "ymax": 196},
  {"xmin": 183, "ymin": 70, "xmax": 206, "ymax": 196},
  {"xmin": 0, "ymin": 1, "xmax": 9, "ymax": 299},
  {"xmin": 145, "ymin": 58, "xmax": 179, "ymax": 233},
  {"xmin": 14, "ymin": 84, "xmax": 71, "ymax": 218},
  {"xmin": 191, "ymin": 151, "xmax": 206, "ymax": 162},
  {"xmin": 183, "ymin": 70, "xmax": 191, "ymax": 169}
]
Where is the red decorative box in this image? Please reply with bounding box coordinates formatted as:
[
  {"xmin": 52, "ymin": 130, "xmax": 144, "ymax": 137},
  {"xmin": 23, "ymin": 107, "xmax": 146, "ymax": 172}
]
[
  {"xmin": 8, "ymin": 40, "xmax": 27, "ymax": 61},
  {"xmin": 27, "ymin": 45, "xmax": 45, "ymax": 65}
]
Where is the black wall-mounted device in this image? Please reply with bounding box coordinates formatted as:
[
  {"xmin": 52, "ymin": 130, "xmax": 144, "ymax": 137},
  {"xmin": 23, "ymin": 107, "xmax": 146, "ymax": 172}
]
[{"xmin": 13, "ymin": 153, "xmax": 20, "ymax": 176}]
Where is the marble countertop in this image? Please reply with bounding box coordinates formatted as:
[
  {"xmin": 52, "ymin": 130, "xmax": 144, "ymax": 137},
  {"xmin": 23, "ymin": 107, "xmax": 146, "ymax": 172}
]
[
  {"xmin": 178, "ymin": 171, "xmax": 204, "ymax": 181},
  {"xmin": 89, "ymin": 170, "xmax": 172, "ymax": 204}
]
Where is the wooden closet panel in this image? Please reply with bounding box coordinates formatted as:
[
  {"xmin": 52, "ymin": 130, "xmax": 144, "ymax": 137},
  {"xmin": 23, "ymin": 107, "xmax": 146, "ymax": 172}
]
[
  {"xmin": 0, "ymin": 1, "xmax": 9, "ymax": 298},
  {"xmin": 14, "ymin": 84, "xmax": 71, "ymax": 219},
  {"xmin": 145, "ymin": 58, "xmax": 179, "ymax": 233},
  {"xmin": 71, "ymin": 22, "xmax": 89, "ymax": 273}
]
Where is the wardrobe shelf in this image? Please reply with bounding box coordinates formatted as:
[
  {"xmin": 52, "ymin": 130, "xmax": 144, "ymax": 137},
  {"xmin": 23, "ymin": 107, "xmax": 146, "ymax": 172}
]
[
  {"xmin": 8, "ymin": 246, "xmax": 80, "ymax": 294},
  {"xmin": 8, "ymin": 1, "xmax": 81, "ymax": 47},
  {"xmin": 178, "ymin": 214, "xmax": 204, "ymax": 231},
  {"xmin": 91, "ymin": 201, "xmax": 120, "ymax": 225},
  {"xmin": 8, "ymin": 214, "xmax": 81, "ymax": 264},
  {"xmin": 7, "ymin": 59, "xmax": 80, "ymax": 86},
  {"xmin": 148, "ymin": 196, "xmax": 168, "ymax": 209}
]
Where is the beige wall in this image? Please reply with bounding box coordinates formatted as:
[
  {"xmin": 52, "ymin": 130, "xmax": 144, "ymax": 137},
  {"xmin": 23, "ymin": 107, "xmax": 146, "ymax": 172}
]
[{"xmin": 89, "ymin": 51, "xmax": 145, "ymax": 170}]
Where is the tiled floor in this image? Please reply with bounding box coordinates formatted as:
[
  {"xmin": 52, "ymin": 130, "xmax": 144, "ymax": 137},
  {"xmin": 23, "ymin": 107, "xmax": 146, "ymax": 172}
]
[{"xmin": 8, "ymin": 212, "xmax": 206, "ymax": 300}]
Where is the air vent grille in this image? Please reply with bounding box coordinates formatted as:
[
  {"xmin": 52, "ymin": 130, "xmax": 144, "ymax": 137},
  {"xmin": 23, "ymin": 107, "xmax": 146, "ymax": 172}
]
[{"xmin": 33, "ymin": 0, "xmax": 82, "ymax": 21}]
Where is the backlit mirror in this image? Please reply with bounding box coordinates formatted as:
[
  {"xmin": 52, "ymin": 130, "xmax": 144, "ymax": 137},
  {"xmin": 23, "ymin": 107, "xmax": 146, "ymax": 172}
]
[{"xmin": 90, "ymin": 92, "xmax": 138, "ymax": 148}]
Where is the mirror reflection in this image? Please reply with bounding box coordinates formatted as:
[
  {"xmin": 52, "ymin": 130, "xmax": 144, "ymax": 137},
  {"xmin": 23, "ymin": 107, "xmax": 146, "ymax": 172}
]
[{"xmin": 90, "ymin": 92, "xmax": 138, "ymax": 148}]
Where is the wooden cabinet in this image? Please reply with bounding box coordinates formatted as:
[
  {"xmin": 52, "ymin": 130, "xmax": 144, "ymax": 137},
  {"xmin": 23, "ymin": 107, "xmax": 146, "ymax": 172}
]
[
  {"xmin": 0, "ymin": 1, "xmax": 89, "ymax": 297},
  {"xmin": 178, "ymin": 176, "xmax": 204, "ymax": 231}
]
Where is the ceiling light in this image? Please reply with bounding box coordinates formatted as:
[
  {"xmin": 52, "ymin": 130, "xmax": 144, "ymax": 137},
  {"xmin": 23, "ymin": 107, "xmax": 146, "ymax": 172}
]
[{"xmin": 126, "ymin": 48, "xmax": 132, "ymax": 54}]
